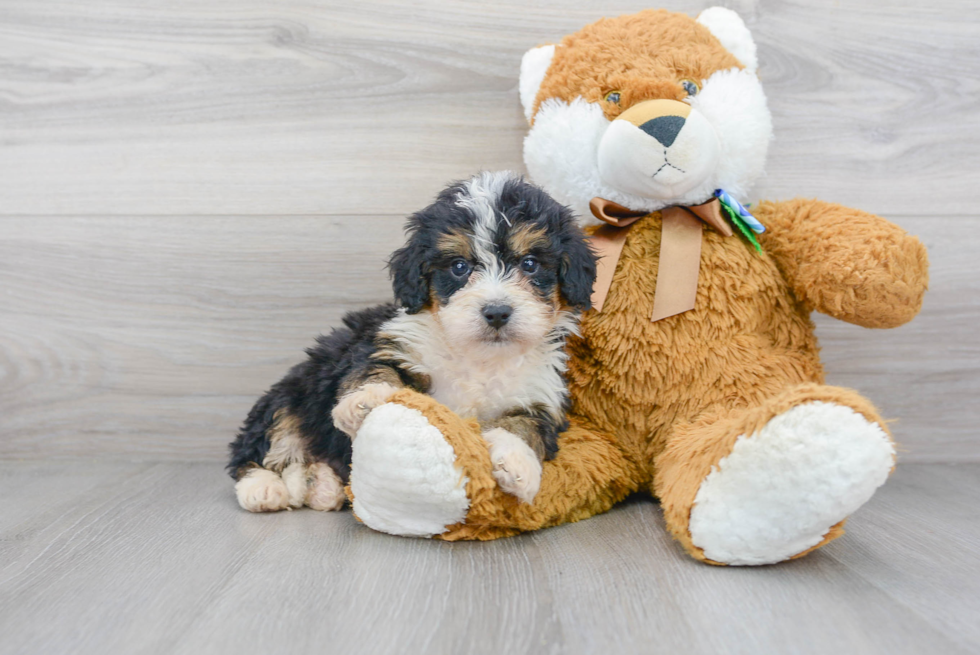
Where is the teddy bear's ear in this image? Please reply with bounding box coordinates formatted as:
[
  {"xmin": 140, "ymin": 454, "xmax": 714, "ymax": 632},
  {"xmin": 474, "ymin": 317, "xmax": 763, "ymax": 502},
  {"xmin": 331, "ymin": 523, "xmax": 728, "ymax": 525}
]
[
  {"xmin": 520, "ymin": 44, "xmax": 556, "ymax": 123},
  {"xmin": 696, "ymin": 7, "xmax": 758, "ymax": 74}
]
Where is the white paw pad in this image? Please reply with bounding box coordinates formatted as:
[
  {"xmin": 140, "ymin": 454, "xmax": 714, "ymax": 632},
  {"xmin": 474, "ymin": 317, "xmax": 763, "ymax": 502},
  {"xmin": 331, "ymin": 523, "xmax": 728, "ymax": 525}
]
[
  {"xmin": 235, "ymin": 468, "xmax": 291, "ymax": 513},
  {"xmin": 483, "ymin": 428, "xmax": 542, "ymax": 504},
  {"xmin": 332, "ymin": 382, "xmax": 399, "ymax": 439},
  {"xmin": 350, "ymin": 402, "xmax": 469, "ymax": 537},
  {"xmin": 689, "ymin": 401, "xmax": 895, "ymax": 565}
]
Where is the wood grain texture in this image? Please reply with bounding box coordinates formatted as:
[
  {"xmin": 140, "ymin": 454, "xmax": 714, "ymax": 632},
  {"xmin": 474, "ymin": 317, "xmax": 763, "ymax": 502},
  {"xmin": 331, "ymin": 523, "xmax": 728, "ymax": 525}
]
[
  {"xmin": 0, "ymin": 0, "xmax": 978, "ymax": 216},
  {"xmin": 1, "ymin": 214, "xmax": 975, "ymax": 461},
  {"xmin": 0, "ymin": 1, "xmax": 976, "ymax": 460},
  {"xmin": 0, "ymin": 461, "xmax": 977, "ymax": 655},
  {"xmin": 0, "ymin": 215, "xmax": 407, "ymax": 459}
]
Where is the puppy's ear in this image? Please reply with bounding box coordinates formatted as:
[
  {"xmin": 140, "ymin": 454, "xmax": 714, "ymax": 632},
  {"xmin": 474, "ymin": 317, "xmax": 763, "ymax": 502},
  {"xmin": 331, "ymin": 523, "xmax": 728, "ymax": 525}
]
[
  {"xmin": 558, "ymin": 222, "xmax": 598, "ymax": 311},
  {"xmin": 388, "ymin": 233, "xmax": 429, "ymax": 314}
]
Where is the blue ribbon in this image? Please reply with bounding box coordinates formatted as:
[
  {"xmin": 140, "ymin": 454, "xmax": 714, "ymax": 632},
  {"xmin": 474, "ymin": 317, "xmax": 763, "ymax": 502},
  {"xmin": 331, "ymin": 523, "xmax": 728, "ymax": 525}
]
[{"xmin": 714, "ymin": 189, "xmax": 765, "ymax": 234}]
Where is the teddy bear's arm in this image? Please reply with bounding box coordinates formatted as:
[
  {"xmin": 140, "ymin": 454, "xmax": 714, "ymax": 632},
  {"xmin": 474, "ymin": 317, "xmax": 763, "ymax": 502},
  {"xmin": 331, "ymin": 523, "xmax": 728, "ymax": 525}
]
[{"xmin": 754, "ymin": 198, "xmax": 929, "ymax": 328}]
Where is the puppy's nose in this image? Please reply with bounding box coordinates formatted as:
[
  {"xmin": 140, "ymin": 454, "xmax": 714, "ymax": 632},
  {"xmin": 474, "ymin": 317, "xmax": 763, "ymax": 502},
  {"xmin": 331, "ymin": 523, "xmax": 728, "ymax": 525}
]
[
  {"xmin": 482, "ymin": 304, "xmax": 513, "ymax": 329},
  {"xmin": 639, "ymin": 115, "xmax": 686, "ymax": 147}
]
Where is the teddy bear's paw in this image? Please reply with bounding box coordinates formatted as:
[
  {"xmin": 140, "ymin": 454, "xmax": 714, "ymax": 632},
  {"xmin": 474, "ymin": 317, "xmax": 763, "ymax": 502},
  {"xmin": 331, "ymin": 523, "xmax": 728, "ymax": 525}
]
[
  {"xmin": 235, "ymin": 468, "xmax": 292, "ymax": 513},
  {"xmin": 331, "ymin": 382, "xmax": 400, "ymax": 439},
  {"xmin": 349, "ymin": 402, "xmax": 469, "ymax": 537},
  {"xmin": 483, "ymin": 428, "xmax": 542, "ymax": 504},
  {"xmin": 304, "ymin": 462, "xmax": 346, "ymax": 511},
  {"xmin": 688, "ymin": 401, "xmax": 895, "ymax": 565}
]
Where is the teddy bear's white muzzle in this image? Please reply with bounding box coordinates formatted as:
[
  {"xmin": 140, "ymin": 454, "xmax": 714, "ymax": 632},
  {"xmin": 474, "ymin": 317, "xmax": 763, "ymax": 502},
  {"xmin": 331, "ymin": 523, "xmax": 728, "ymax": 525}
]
[{"xmin": 597, "ymin": 103, "xmax": 720, "ymax": 201}]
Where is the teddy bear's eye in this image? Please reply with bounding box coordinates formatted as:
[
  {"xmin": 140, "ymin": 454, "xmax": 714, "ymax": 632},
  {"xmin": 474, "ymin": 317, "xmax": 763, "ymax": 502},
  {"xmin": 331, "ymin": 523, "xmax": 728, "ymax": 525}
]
[
  {"xmin": 681, "ymin": 79, "xmax": 699, "ymax": 97},
  {"xmin": 604, "ymin": 90, "xmax": 621, "ymax": 104}
]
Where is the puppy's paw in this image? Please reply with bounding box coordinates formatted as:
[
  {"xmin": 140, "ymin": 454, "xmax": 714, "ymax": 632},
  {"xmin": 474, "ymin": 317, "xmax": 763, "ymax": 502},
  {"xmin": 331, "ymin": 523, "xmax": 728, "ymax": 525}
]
[
  {"xmin": 331, "ymin": 382, "xmax": 400, "ymax": 439},
  {"xmin": 305, "ymin": 462, "xmax": 346, "ymax": 511},
  {"xmin": 235, "ymin": 468, "xmax": 291, "ymax": 512},
  {"xmin": 483, "ymin": 428, "xmax": 542, "ymax": 504},
  {"xmin": 281, "ymin": 462, "xmax": 310, "ymax": 509}
]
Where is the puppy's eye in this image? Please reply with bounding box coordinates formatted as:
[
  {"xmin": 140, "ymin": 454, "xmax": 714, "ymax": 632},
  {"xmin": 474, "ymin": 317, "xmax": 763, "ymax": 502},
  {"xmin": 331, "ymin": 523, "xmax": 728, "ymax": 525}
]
[
  {"xmin": 604, "ymin": 90, "xmax": 621, "ymax": 104},
  {"xmin": 520, "ymin": 256, "xmax": 539, "ymax": 274},
  {"xmin": 681, "ymin": 79, "xmax": 699, "ymax": 97},
  {"xmin": 449, "ymin": 259, "xmax": 471, "ymax": 278}
]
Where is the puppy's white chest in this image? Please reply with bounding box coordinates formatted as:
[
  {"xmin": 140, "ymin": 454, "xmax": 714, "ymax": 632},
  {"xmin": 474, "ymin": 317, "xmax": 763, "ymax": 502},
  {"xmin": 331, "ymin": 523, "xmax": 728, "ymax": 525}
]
[
  {"xmin": 379, "ymin": 311, "xmax": 569, "ymax": 424},
  {"xmin": 427, "ymin": 355, "xmax": 538, "ymax": 421}
]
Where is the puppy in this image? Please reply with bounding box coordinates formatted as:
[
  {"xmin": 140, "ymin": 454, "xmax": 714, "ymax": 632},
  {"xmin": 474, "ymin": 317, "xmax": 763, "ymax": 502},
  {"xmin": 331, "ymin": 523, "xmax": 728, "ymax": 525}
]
[{"xmin": 227, "ymin": 171, "xmax": 597, "ymax": 512}]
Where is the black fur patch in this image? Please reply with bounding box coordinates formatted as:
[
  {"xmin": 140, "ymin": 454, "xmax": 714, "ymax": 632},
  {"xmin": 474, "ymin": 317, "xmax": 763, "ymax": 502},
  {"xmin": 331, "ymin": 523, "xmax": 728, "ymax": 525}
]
[
  {"xmin": 227, "ymin": 304, "xmax": 402, "ymax": 482},
  {"xmin": 387, "ymin": 176, "xmax": 597, "ymax": 312}
]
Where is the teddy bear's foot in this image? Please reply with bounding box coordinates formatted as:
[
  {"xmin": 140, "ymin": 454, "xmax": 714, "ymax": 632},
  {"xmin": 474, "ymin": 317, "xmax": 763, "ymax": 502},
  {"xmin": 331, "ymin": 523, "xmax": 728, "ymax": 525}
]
[
  {"xmin": 349, "ymin": 401, "xmax": 470, "ymax": 537},
  {"xmin": 687, "ymin": 401, "xmax": 894, "ymax": 565}
]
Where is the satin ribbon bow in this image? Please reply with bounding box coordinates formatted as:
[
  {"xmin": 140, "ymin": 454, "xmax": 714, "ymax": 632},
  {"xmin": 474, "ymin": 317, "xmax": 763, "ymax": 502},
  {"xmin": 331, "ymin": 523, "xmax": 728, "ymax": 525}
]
[{"xmin": 588, "ymin": 194, "xmax": 757, "ymax": 322}]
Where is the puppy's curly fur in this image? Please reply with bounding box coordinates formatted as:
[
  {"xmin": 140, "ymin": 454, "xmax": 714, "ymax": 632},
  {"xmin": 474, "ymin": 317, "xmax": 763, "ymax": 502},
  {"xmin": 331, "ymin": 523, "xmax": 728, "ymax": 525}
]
[{"xmin": 228, "ymin": 172, "xmax": 596, "ymax": 510}]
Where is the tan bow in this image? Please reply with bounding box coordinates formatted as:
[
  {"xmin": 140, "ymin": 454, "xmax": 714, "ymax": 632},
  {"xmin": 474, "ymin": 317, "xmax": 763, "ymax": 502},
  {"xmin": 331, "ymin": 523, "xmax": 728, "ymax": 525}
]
[{"xmin": 588, "ymin": 197, "xmax": 734, "ymax": 322}]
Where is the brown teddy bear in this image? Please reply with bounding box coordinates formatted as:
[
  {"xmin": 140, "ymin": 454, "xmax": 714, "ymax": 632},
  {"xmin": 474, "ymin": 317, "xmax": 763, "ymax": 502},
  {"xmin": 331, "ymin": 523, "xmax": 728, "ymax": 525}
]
[{"xmin": 345, "ymin": 7, "xmax": 929, "ymax": 565}]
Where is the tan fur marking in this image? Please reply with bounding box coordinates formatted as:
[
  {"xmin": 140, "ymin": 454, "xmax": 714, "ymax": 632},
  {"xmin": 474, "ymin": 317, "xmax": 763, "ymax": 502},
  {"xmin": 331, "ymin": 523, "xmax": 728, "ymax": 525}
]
[
  {"xmin": 437, "ymin": 229, "xmax": 474, "ymax": 260},
  {"xmin": 262, "ymin": 410, "xmax": 307, "ymax": 472},
  {"xmin": 507, "ymin": 224, "xmax": 549, "ymax": 258},
  {"xmin": 339, "ymin": 364, "xmax": 402, "ymax": 396}
]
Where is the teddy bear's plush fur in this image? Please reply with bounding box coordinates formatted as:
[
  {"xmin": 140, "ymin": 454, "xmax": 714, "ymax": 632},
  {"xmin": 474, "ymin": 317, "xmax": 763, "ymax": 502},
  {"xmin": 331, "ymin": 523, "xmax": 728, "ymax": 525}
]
[{"xmin": 343, "ymin": 7, "xmax": 929, "ymax": 565}]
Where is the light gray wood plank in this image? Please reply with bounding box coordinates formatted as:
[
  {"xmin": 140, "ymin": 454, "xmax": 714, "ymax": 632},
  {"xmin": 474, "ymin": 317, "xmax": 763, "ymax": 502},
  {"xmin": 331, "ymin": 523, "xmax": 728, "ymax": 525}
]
[
  {"xmin": 0, "ymin": 462, "xmax": 284, "ymax": 655},
  {"xmin": 0, "ymin": 0, "xmax": 977, "ymax": 216},
  {"xmin": 1, "ymin": 214, "xmax": 975, "ymax": 461},
  {"xmin": 169, "ymin": 500, "xmax": 566, "ymax": 655},
  {"xmin": 531, "ymin": 496, "xmax": 974, "ymax": 655},
  {"xmin": 0, "ymin": 462, "xmax": 976, "ymax": 655},
  {"xmin": 823, "ymin": 464, "xmax": 980, "ymax": 653},
  {"xmin": 0, "ymin": 460, "xmax": 148, "ymax": 537},
  {"xmin": 0, "ymin": 215, "xmax": 406, "ymax": 459}
]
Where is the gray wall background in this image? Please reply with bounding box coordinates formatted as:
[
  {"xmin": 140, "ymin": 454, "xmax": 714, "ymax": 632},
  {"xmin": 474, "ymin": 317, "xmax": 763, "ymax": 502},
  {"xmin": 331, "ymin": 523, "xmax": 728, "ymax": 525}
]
[{"xmin": 1, "ymin": 0, "xmax": 977, "ymax": 462}]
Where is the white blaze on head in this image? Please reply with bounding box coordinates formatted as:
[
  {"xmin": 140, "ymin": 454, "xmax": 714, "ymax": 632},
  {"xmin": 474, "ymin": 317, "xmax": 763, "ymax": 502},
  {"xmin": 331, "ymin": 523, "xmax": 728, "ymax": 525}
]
[{"xmin": 455, "ymin": 170, "xmax": 515, "ymax": 276}]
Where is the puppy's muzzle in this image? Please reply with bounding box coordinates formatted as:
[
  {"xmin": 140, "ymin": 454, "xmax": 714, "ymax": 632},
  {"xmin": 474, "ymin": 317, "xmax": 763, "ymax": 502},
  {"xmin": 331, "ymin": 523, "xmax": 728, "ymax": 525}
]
[{"xmin": 482, "ymin": 304, "xmax": 513, "ymax": 329}]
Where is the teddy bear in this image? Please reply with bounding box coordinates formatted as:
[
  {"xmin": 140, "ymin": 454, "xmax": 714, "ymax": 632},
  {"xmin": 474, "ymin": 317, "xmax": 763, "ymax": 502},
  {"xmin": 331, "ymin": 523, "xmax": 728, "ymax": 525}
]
[{"xmin": 344, "ymin": 7, "xmax": 929, "ymax": 565}]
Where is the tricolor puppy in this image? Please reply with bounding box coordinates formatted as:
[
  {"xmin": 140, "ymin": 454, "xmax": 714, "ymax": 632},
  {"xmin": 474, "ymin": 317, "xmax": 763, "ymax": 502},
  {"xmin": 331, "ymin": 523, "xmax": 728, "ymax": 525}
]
[{"xmin": 228, "ymin": 171, "xmax": 597, "ymax": 512}]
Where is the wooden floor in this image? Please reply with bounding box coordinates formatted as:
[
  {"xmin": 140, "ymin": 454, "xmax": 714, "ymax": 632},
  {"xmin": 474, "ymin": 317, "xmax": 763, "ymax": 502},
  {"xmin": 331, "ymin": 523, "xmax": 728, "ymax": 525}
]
[{"xmin": 0, "ymin": 461, "xmax": 977, "ymax": 655}]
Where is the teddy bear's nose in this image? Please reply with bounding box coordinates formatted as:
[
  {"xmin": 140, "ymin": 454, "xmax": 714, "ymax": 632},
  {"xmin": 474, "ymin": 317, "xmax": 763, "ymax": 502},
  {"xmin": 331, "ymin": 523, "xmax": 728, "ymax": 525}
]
[{"xmin": 639, "ymin": 115, "xmax": 686, "ymax": 147}]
